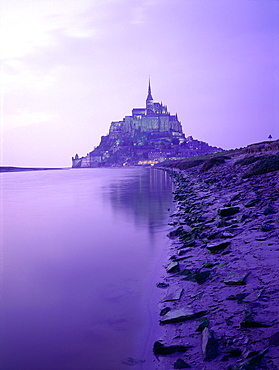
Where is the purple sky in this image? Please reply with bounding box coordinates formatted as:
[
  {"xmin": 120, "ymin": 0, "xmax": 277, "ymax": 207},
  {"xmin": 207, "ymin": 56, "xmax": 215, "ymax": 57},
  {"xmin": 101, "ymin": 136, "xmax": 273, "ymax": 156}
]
[{"xmin": 1, "ymin": 0, "xmax": 278, "ymax": 167}]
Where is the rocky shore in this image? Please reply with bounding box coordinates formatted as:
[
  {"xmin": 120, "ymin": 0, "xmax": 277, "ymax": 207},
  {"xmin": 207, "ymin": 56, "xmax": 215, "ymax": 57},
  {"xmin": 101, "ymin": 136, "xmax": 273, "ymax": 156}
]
[{"xmin": 154, "ymin": 141, "xmax": 279, "ymax": 369}]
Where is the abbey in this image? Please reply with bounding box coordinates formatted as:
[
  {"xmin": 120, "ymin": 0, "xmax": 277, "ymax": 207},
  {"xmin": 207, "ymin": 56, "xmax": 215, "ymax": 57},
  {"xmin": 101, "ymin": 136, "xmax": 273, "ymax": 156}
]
[
  {"xmin": 108, "ymin": 80, "xmax": 184, "ymax": 141},
  {"xmin": 72, "ymin": 81, "xmax": 221, "ymax": 167}
]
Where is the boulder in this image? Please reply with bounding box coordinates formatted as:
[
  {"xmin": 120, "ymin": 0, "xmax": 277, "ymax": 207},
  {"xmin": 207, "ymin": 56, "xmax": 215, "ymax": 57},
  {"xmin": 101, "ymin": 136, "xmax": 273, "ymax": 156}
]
[
  {"xmin": 201, "ymin": 328, "xmax": 219, "ymax": 361},
  {"xmin": 218, "ymin": 206, "xmax": 240, "ymax": 217}
]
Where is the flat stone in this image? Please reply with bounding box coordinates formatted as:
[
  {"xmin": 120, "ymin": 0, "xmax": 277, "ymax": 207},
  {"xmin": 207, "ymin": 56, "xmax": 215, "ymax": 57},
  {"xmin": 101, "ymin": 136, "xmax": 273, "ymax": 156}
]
[
  {"xmin": 153, "ymin": 341, "xmax": 189, "ymax": 356},
  {"xmin": 237, "ymin": 348, "xmax": 268, "ymax": 369},
  {"xmin": 218, "ymin": 206, "xmax": 240, "ymax": 217},
  {"xmin": 255, "ymin": 236, "xmax": 268, "ymax": 241},
  {"xmin": 226, "ymin": 293, "xmax": 250, "ymax": 303},
  {"xmin": 206, "ymin": 241, "xmax": 230, "ymax": 253},
  {"xmin": 221, "ymin": 232, "xmax": 234, "ymax": 238},
  {"xmin": 240, "ymin": 320, "xmax": 271, "ymax": 328},
  {"xmin": 224, "ymin": 271, "xmax": 249, "ymax": 285},
  {"xmin": 160, "ymin": 308, "xmax": 207, "ymax": 324},
  {"xmin": 166, "ymin": 261, "xmax": 180, "ymax": 273},
  {"xmin": 163, "ymin": 288, "xmax": 184, "ymax": 302},
  {"xmin": 244, "ymin": 199, "xmax": 260, "ymax": 207}
]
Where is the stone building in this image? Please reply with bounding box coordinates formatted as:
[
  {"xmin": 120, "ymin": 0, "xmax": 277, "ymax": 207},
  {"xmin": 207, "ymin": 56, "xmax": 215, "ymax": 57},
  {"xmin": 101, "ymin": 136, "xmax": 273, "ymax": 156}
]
[
  {"xmin": 108, "ymin": 79, "xmax": 184, "ymax": 141},
  {"xmin": 72, "ymin": 81, "xmax": 222, "ymax": 167}
]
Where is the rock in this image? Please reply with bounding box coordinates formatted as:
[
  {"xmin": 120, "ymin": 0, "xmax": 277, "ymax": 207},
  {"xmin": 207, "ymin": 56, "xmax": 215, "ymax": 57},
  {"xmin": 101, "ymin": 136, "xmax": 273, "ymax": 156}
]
[
  {"xmin": 194, "ymin": 270, "xmax": 211, "ymax": 284},
  {"xmin": 206, "ymin": 241, "xmax": 230, "ymax": 253},
  {"xmin": 178, "ymin": 249, "xmax": 188, "ymax": 256},
  {"xmin": 157, "ymin": 282, "xmax": 169, "ymax": 288},
  {"xmin": 218, "ymin": 206, "xmax": 240, "ymax": 217},
  {"xmin": 226, "ymin": 293, "xmax": 250, "ymax": 303},
  {"xmin": 224, "ymin": 271, "xmax": 249, "ymax": 285},
  {"xmin": 163, "ymin": 288, "xmax": 184, "ymax": 302},
  {"xmin": 226, "ymin": 347, "xmax": 242, "ymax": 357},
  {"xmin": 173, "ymin": 358, "xmax": 191, "ymax": 368},
  {"xmin": 201, "ymin": 328, "xmax": 219, "ymax": 361},
  {"xmin": 221, "ymin": 232, "xmax": 234, "ymax": 238},
  {"xmin": 167, "ymin": 226, "xmax": 185, "ymax": 239},
  {"xmin": 160, "ymin": 307, "xmax": 171, "ymax": 316},
  {"xmin": 196, "ymin": 317, "xmax": 209, "ymax": 332},
  {"xmin": 269, "ymin": 331, "xmax": 279, "ymax": 346},
  {"xmin": 255, "ymin": 236, "xmax": 268, "ymax": 241},
  {"xmin": 264, "ymin": 207, "xmax": 276, "ymax": 215},
  {"xmin": 244, "ymin": 199, "xmax": 260, "ymax": 207},
  {"xmin": 153, "ymin": 341, "xmax": 189, "ymax": 356},
  {"xmin": 200, "ymin": 157, "xmax": 228, "ymax": 172},
  {"xmin": 222, "ymin": 347, "xmax": 242, "ymax": 361},
  {"xmin": 122, "ymin": 357, "xmax": 145, "ymax": 365},
  {"xmin": 261, "ymin": 223, "xmax": 273, "ymax": 232},
  {"xmin": 208, "ymin": 231, "xmax": 222, "ymax": 240},
  {"xmin": 179, "ymin": 268, "xmax": 210, "ymax": 284},
  {"xmin": 160, "ymin": 308, "xmax": 207, "ymax": 324},
  {"xmin": 183, "ymin": 240, "xmax": 196, "ymax": 247},
  {"xmin": 236, "ymin": 348, "xmax": 268, "ymax": 369},
  {"xmin": 166, "ymin": 261, "xmax": 180, "ymax": 273},
  {"xmin": 167, "ymin": 226, "xmax": 191, "ymax": 239},
  {"xmin": 203, "ymin": 261, "xmax": 215, "ymax": 268},
  {"xmin": 237, "ymin": 214, "xmax": 249, "ymax": 222},
  {"xmin": 240, "ymin": 319, "xmax": 271, "ymax": 328},
  {"xmin": 217, "ymin": 219, "xmax": 231, "ymax": 227}
]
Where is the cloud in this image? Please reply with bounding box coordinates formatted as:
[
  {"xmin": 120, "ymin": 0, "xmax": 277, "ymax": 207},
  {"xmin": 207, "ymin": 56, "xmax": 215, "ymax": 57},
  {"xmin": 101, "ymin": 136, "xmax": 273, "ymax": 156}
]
[{"xmin": 0, "ymin": 0, "xmax": 98, "ymax": 60}]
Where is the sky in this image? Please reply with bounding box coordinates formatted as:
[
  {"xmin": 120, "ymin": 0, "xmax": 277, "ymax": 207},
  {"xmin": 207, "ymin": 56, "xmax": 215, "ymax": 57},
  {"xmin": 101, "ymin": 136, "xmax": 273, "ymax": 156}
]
[{"xmin": 0, "ymin": 0, "xmax": 278, "ymax": 167}]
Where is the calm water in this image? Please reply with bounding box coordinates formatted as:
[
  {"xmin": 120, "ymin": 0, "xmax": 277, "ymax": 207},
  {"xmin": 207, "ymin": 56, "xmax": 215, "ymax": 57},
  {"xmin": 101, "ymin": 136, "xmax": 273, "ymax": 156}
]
[{"xmin": 0, "ymin": 167, "xmax": 173, "ymax": 370}]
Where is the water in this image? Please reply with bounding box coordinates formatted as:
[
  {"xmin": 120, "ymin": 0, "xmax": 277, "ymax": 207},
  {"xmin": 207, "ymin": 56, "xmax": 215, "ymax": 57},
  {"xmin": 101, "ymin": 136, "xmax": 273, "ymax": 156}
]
[{"xmin": 0, "ymin": 167, "xmax": 173, "ymax": 370}]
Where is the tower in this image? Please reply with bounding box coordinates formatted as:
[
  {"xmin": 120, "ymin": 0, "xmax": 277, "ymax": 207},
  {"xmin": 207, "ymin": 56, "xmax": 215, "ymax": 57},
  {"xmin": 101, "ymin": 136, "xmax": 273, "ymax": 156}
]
[{"xmin": 146, "ymin": 78, "xmax": 154, "ymax": 114}]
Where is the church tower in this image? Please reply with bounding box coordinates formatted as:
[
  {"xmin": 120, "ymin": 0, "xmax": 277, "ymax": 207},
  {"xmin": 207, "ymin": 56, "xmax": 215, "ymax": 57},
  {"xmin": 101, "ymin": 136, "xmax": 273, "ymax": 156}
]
[{"xmin": 146, "ymin": 78, "xmax": 154, "ymax": 114}]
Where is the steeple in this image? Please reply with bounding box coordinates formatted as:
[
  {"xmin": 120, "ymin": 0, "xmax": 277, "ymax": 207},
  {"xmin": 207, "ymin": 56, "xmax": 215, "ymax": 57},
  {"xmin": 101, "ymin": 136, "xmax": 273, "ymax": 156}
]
[
  {"xmin": 147, "ymin": 78, "xmax": 153, "ymax": 101},
  {"xmin": 146, "ymin": 77, "xmax": 154, "ymax": 114}
]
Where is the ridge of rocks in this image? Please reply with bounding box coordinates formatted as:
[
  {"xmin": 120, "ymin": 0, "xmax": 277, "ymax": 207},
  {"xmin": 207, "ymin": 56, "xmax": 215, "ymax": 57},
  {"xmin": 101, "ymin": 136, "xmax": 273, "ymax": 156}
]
[{"xmin": 154, "ymin": 141, "xmax": 279, "ymax": 369}]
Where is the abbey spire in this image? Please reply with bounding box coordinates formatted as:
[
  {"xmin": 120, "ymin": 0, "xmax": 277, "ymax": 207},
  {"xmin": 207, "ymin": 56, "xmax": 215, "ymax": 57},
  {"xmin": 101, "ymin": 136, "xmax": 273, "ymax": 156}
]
[{"xmin": 146, "ymin": 78, "xmax": 154, "ymax": 114}]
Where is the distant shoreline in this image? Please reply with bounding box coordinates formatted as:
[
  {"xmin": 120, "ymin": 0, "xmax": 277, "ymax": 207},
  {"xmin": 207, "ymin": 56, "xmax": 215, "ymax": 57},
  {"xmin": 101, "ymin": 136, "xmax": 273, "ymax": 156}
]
[{"xmin": 0, "ymin": 166, "xmax": 68, "ymax": 173}]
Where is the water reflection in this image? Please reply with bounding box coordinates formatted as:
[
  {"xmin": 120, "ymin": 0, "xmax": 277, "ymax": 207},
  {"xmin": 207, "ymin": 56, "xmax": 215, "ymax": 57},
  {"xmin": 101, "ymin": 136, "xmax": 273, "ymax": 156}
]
[{"xmin": 106, "ymin": 167, "xmax": 173, "ymax": 233}]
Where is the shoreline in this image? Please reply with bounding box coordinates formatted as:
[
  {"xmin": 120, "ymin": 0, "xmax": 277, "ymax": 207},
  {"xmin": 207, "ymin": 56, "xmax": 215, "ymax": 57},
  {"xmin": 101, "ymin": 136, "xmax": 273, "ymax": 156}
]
[
  {"xmin": 154, "ymin": 141, "xmax": 279, "ymax": 369},
  {"xmin": 0, "ymin": 166, "xmax": 68, "ymax": 173}
]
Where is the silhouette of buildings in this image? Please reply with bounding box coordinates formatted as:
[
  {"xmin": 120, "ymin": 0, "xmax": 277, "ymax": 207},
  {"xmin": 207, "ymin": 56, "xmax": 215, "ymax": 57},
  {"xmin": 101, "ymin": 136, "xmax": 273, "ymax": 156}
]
[{"xmin": 72, "ymin": 80, "xmax": 222, "ymax": 167}]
